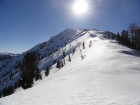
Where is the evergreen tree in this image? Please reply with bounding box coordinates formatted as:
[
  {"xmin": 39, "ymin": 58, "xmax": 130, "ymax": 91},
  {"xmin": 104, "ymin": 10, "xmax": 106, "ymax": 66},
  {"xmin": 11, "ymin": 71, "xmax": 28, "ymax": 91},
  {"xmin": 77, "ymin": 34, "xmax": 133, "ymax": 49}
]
[
  {"xmin": 7, "ymin": 86, "xmax": 14, "ymax": 95},
  {"xmin": 73, "ymin": 48, "xmax": 75, "ymax": 54},
  {"xmin": 68, "ymin": 55, "xmax": 71, "ymax": 62},
  {"xmin": 17, "ymin": 79, "xmax": 21, "ymax": 88},
  {"xmin": 83, "ymin": 42, "xmax": 85, "ymax": 49},
  {"xmin": 56, "ymin": 61, "xmax": 60, "ymax": 69},
  {"xmin": 60, "ymin": 60, "xmax": 64, "ymax": 67},
  {"xmin": 117, "ymin": 32, "xmax": 121, "ymax": 44},
  {"xmin": 45, "ymin": 66, "xmax": 49, "ymax": 76},
  {"xmin": 2, "ymin": 88, "xmax": 7, "ymax": 97},
  {"xmin": 117, "ymin": 23, "xmax": 140, "ymax": 50},
  {"xmin": 134, "ymin": 29, "xmax": 140, "ymax": 51},
  {"xmin": 63, "ymin": 50, "xmax": 66, "ymax": 58},
  {"xmin": 63, "ymin": 58, "xmax": 65, "ymax": 65},
  {"xmin": 20, "ymin": 52, "xmax": 39, "ymax": 89},
  {"xmin": 125, "ymin": 31, "xmax": 131, "ymax": 47},
  {"xmin": 128, "ymin": 23, "xmax": 138, "ymax": 45},
  {"xmin": 121, "ymin": 30, "xmax": 125, "ymax": 45},
  {"xmin": 14, "ymin": 82, "xmax": 17, "ymax": 89},
  {"xmin": 0, "ymin": 91, "xmax": 2, "ymax": 98},
  {"xmin": 9, "ymin": 73, "xmax": 13, "ymax": 80},
  {"xmin": 35, "ymin": 68, "xmax": 42, "ymax": 81},
  {"xmin": 53, "ymin": 60, "xmax": 56, "ymax": 64}
]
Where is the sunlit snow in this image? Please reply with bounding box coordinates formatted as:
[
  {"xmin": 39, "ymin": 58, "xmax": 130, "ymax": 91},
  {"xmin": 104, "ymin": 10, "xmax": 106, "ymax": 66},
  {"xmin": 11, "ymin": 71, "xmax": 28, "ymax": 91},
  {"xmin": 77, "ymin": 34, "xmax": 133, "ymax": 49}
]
[{"xmin": 0, "ymin": 29, "xmax": 140, "ymax": 105}]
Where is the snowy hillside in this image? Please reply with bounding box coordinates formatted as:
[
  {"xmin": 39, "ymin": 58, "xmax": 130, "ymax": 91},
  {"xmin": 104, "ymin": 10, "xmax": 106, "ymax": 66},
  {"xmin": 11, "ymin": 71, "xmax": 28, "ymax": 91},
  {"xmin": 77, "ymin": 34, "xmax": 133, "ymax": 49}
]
[
  {"xmin": 0, "ymin": 29, "xmax": 107, "ymax": 92},
  {"xmin": 1, "ymin": 29, "xmax": 140, "ymax": 105}
]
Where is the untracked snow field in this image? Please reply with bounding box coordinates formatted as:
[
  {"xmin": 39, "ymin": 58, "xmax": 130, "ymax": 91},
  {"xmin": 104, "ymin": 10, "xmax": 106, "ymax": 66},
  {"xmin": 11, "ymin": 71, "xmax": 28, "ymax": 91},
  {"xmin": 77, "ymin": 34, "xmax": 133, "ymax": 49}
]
[{"xmin": 0, "ymin": 31, "xmax": 140, "ymax": 105}]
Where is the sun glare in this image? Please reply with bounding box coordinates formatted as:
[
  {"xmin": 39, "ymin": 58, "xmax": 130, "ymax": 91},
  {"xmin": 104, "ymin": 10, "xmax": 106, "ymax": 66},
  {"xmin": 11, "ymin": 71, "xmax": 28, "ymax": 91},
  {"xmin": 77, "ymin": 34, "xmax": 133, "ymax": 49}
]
[{"xmin": 72, "ymin": 0, "xmax": 88, "ymax": 15}]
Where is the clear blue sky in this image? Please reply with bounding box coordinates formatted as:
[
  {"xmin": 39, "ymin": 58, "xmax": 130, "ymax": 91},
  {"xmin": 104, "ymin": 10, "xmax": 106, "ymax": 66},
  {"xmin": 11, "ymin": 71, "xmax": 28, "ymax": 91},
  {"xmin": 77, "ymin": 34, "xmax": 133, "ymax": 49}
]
[{"xmin": 0, "ymin": 0, "xmax": 140, "ymax": 53}]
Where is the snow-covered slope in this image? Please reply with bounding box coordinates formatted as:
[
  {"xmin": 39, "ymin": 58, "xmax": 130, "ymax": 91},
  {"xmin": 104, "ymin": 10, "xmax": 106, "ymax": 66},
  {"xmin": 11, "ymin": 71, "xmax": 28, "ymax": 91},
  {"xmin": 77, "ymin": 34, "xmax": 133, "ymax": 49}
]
[
  {"xmin": 0, "ymin": 29, "xmax": 103, "ymax": 91},
  {"xmin": 0, "ymin": 29, "xmax": 140, "ymax": 105}
]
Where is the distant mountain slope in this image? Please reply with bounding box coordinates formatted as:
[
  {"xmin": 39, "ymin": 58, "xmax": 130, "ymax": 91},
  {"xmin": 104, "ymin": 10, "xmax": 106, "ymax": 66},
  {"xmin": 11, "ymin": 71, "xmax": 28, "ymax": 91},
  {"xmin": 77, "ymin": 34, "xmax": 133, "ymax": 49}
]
[
  {"xmin": 0, "ymin": 52, "xmax": 19, "ymax": 61},
  {"xmin": 0, "ymin": 29, "xmax": 140, "ymax": 105}
]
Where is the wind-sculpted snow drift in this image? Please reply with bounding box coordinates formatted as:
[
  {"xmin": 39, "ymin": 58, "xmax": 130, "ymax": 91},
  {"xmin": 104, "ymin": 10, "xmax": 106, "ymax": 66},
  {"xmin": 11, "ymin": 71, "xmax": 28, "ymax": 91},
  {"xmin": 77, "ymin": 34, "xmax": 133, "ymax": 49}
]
[{"xmin": 0, "ymin": 29, "xmax": 140, "ymax": 105}]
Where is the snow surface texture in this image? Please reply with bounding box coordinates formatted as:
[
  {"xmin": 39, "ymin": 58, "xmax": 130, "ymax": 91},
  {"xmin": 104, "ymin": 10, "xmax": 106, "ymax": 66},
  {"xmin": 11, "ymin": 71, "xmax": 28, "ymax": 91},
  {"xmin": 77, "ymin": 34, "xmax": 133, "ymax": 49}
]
[{"xmin": 1, "ymin": 29, "xmax": 140, "ymax": 105}]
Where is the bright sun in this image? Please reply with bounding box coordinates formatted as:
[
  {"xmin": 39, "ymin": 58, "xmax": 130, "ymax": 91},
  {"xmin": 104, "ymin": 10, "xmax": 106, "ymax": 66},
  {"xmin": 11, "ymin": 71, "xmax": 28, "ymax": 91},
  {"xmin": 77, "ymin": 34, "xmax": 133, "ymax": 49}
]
[{"xmin": 72, "ymin": 0, "xmax": 88, "ymax": 15}]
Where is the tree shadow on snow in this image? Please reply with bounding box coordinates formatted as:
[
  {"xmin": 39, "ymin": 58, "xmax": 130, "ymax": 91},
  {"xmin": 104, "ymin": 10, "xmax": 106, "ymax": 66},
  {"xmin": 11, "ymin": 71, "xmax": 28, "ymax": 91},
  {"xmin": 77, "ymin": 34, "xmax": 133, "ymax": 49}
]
[
  {"xmin": 109, "ymin": 40, "xmax": 118, "ymax": 43},
  {"xmin": 130, "ymin": 67, "xmax": 140, "ymax": 72},
  {"xmin": 90, "ymin": 34, "xmax": 96, "ymax": 38},
  {"xmin": 119, "ymin": 50, "xmax": 140, "ymax": 57}
]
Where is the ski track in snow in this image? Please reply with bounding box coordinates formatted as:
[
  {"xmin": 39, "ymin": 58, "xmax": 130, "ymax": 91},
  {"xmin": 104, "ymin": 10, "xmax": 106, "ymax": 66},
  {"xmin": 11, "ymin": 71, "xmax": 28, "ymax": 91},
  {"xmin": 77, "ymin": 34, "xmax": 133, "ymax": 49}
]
[{"xmin": 0, "ymin": 29, "xmax": 140, "ymax": 105}]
